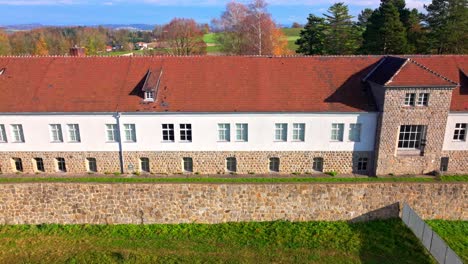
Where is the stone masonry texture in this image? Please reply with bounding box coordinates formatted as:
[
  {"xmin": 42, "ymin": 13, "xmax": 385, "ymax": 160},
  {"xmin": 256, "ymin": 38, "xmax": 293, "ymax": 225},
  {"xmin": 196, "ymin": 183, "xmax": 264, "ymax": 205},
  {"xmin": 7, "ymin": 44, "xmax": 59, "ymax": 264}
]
[
  {"xmin": 374, "ymin": 88, "xmax": 454, "ymax": 175},
  {"xmin": 0, "ymin": 183, "xmax": 465, "ymax": 224}
]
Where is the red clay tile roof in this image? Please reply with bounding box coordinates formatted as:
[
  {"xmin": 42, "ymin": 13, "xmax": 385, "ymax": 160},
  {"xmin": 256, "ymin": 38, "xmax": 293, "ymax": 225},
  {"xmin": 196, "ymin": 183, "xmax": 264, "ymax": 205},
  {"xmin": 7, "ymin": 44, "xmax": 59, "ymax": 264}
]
[{"xmin": 0, "ymin": 55, "xmax": 466, "ymax": 113}]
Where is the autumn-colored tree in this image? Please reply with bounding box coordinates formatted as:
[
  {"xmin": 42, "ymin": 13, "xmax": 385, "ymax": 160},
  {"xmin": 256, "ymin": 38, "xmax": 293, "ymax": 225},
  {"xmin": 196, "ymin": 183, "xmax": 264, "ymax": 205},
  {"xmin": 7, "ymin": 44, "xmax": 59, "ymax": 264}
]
[
  {"xmin": 0, "ymin": 30, "xmax": 11, "ymax": 55},
  {"xmin": 161, "ymin": 18, "xmax": 206, "ymax": 55},
  {"xmin": 271, "ymin": 28, "xmax": 290, "ymax": 55},
  {"xmin": 34, "ymin": 34, "xmax": 49, "ymax": 55}
]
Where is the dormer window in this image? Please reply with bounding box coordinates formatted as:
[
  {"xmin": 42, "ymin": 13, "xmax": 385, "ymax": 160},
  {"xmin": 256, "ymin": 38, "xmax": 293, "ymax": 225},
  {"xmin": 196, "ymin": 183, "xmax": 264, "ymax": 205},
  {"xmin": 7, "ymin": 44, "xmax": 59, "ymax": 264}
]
[{"xmin": 144, "ymin": 91, "xmax": 154, "ymax": 101}]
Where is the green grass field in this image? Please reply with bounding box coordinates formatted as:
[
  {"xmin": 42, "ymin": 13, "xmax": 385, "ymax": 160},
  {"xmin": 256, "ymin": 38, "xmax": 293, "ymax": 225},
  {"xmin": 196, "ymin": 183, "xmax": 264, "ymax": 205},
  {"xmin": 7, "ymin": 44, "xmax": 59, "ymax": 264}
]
[
  {"xmin": 0, "ymin": 175, "xmax": 465, "ymax": 183},
  {"xmin": 427, "ymin": 220, "xmax": 468, "ymax": 262},
  {"xmin": 0, "ymin": 219, "xmax": 435, "ymax": 264}
]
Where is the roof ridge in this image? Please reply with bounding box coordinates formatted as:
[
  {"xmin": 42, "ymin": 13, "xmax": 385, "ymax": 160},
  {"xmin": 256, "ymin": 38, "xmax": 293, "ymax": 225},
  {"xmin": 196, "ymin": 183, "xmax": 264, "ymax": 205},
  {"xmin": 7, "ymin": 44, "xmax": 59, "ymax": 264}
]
[
  {"xmin": 384, "ymin": 57, "xmax": 410, "ymax": 86},
  {"xmin": 407, "ymin": 58, "xmax": 459, "ymax": 85}
]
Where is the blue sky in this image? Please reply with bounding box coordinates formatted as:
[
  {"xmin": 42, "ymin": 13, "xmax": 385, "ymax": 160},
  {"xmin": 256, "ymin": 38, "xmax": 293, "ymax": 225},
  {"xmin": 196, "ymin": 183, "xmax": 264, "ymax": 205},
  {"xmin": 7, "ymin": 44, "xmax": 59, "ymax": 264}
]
[{"xmin": 0, "ymin": 0, "xmax": 430, "ymax": 26}]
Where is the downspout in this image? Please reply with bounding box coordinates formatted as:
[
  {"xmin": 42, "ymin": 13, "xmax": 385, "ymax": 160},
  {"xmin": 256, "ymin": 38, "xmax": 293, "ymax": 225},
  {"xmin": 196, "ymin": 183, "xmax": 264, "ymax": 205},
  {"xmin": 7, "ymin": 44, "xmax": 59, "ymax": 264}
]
[{"xmin": 115, "ymin": 112, "xmax": 124, "ymax": 174}]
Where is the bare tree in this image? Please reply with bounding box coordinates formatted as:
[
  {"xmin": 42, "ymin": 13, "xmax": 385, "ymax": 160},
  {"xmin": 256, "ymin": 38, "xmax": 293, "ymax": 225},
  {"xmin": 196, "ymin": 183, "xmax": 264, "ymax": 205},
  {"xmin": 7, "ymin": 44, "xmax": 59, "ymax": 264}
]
[{"xmin": 161, "ymin": 18, "xmax": 206, "ymax": 55}]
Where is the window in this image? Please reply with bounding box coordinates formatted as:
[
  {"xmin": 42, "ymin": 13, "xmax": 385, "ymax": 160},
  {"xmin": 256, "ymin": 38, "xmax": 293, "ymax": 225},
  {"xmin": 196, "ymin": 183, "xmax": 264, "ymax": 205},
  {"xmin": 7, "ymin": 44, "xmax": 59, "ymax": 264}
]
[
  {"xmin": 349, "ymin": 123, "xmax": 361, "ymax": 142},
  {"xmin": 140, "ymin": 157, "xmax": 150, "ymax": 173},
  {"xmin": 404, "ymin": 93, "xmax": 416, "ymax": 106},
  {"xmin": 87, "ymin": 158, "xmax": 97, "ymax": 172},
  {"xmin": 67, "ymin": 124, "xmax": 81, "ymax": 142},
  {"xmin": 398, "ymin": 125, "xmax": 426, "ymax": 149},
  {"xmin": 269, "ymin": 157, "xmax": 280, "ymax": 172},
  {"xmin": 50, "ymin": 124, "xmax": 63, "ymax": 142},
  {"xmin": 0, "ymin": 124, "xmax": 7, "ymax": 143},
  {"xmin": 34, "ymin": 158, "xmax": 45, "ymax": 172},
  {"xmin": 11, "ymin": 124, "xmax": 24, "ymax": 142},
  {"xmin": 180, "ymin": 124, "xmax": 192, "ymax": 141},
  {"xmin": 313, "ymin": 158, "xmax": 323, "ymax": 172},
  {"xmin": 123, "ymin": 124, "xmax": 136, "ymax": 142},
  {"xmin": 357, "ymin": 157, "xmax": 368, "ymax": 172},
  {"xmin": 162, "ymin": 124, "xmax": 175, "ymax": 142},
  {"xmin": 331, "ymin": 123, "xmax": 344, "ymax": 141},
  {"xmin": 292, "ymin": 123, "xmax": 305, "ymax": 141},
  {"xmin": 453, "ymin": 123, "xmax": 466, "ymax": 141},
  {"xmin": 236, "ymin": 123, "xmax": 248, "ymax": 141},
  {"xmin": 440, "ymin": 157, "xmax": 449, "ymax": 172},
  {"xmin": 183, "ymin": 157, "xmax": 193, "ymax": 172},
  {"xmin": 144, "ymin": 91, "xmax": 154, "ymax": 101},
  {"xmin": 275, "ymin": 123, "xmax": 288, "ymax": 141},
  {"xmin": 13, "ymin": 158, "xmax": 23, "ymax": 172},
  {"xmin": 417, "ymin": 93, "xmax": 429, "ymax": 106},
  {"xmin": 106, "ymin": 124, "xmax": 119, "ymax": 142},
  {"xmin": 56, "ymin": 158, "xmax": 66, "ymax": 172},
  {"xmin": 218, "ymin": 123, "xmax": 230, "ymax": 142},
  {"xmin": 226, "ymin": 157, "xmax": 237, "ymax": 172}
]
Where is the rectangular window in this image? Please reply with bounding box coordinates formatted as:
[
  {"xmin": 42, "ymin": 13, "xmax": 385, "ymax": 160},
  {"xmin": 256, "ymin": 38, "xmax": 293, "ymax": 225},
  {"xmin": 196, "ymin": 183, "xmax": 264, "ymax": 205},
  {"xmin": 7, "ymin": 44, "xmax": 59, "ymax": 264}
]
[
  {"xmin": 87, "ymin": 158, "xmax": 97, "ymax": 172},
  {"xmin": 106, "ymin": 124, "xmax": 119, "ymax": 142},
  {"xmin": 357, "ymin": 157, "xmax": 368, "ymax": 172},
  {"xmin": 180, "ymin": 124, "xmax": 192, "ymax": 142},
  {"xmin": 292, "ymin": 123, "xmax": 305, "ymax": 141},
  {"xmin": 13, "ymin": 158, "xmax": 23, "ymax": 172},
  {"xmin": 236, "ymin": 123, "xmax": 248, "ymax": 141},
  {"xmin": 11, "ymin": 124, "xmax": 25, "ymax": 143},
  {"xmin": 453, "ymin": 123, "xmax": 466, "ymax": 141},
  {"xmin": 275, "ymin": 123, "xmax": 288, "ymax": 141},
  {"xmin": 269, "ymin": 157, "xmax": 280, "ymax": 172},
  {"xmin": 349, "ymin": 123, "xmax": 362, "ymax": 142},
  {"xmin": 50, "ymin": 124, "xmax": 63, "ymax": 142},
  {"xmin": 226, "ymin": 157, "xmax": 237, "ymax": 172},
  {"xmin": 313, "ymin": 157, "xmax": 323, "ymax": 172},
  {"xmin": 398, "ymin": 125, "xmax": 426, "ymax": 149},
  {"xmin": 331, "ymin": 123, "xmax": 344, "ymax": 141},
  {"xmin": 34, "ymin": 158, "xmax": 45, "ymax": 172},
  {"xmin": 140, "ymin": 157, "xmax": 150, "ymax": 172},
  {"xmin": 440, "ymin": 157, "xmax": 449, "ymax": 172},
  {"xmin": 218, "ymin": 123, "xmax": 230, "ymax": 142},
  {"xmin": 123, "ymin": 124, "xmax": 136, "ymax": 142},
  {"xmin": 183, "ymin": 157, "xmax": 193, "ymax": 172},
  {"xmin": 144, "ymin": 91, "xmax": 154, "ymax": 101},
  {"xmin": 404, "ymin": 93, "xmax": 416, "ymax": 106},
  {"xmin": 417, "ymin": 93, "xmax": 429, "ymax": 106},
  {"xmin": 0, "ymin": 124, "xmax": 7, "ymax": 143},
  {"xmin": 67, "ymin": 124, "xmax": 81, "ymax": 142},
  {"xmin": 56, "ymin": 158, "xmax": 66, "ymax": 172},
  {"xmin": 162, "ymin": 124, "xmax": 175, "ymax": 142}
]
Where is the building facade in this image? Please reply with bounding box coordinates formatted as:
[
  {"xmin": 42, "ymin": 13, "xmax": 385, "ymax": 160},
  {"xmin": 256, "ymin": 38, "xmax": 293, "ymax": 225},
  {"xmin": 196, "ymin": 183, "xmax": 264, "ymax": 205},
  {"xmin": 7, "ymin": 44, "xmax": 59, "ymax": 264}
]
[{"xmin": 0, "ymin": 55, "xmax": 466, "ymax": 175}]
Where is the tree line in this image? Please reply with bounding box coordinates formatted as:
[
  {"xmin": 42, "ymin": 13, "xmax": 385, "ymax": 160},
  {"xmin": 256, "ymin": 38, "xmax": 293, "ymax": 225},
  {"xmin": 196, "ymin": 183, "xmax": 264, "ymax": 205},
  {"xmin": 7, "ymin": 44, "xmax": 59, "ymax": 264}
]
[{"xmin": 296, "ymin": 0, "xmax": 467, "ymax": 55}]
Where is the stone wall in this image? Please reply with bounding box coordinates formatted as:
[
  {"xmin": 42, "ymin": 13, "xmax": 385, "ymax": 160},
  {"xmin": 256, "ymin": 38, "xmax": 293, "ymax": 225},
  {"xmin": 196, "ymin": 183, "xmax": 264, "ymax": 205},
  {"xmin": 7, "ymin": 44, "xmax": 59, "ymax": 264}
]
[
  {"xmin": 441, "ymin": 151, "xmax": 468, "ymax": 174},
  {"xmin": 374, "ymin": 87, "xmax": 454, "ymax": 175},
  {"xmin": 0, "ymin": 151, "xmax": 373, "ymax": 175},
  {"xmin": 0, "ymin": 182, "xmax": 465, "ymax": 224}
]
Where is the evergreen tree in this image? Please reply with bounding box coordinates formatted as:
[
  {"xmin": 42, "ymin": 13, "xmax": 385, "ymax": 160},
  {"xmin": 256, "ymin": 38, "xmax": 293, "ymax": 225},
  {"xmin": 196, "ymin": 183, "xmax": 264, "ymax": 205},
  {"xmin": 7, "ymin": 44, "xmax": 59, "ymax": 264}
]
[
  {"xmin": 323, "ymin": 2, "xmax": 360, "ymax": 54},
  {"xmin": 357, "ymin": 8, "xmax": 374, "ymax": 29},
  {"xmin": 425, "ymin": 0, "xmax": 468, "ymax": 54},
  {"xmin": 295, "ymin": 14, "xmax": 327, "ymax": 55},
  {"xmin": 406, "ymin": 9, "xmax": 429, "ymax": 53},
  {"xmin": 362, "ymin": 1, "xmax": 409, "ymax": 54}
]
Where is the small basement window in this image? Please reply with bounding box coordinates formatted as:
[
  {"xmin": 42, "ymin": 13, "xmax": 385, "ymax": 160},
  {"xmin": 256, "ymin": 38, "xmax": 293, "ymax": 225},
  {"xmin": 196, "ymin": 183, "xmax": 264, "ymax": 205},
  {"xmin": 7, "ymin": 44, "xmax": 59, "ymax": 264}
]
[{"xmin": 144, "ymin": 91, "xmax": 155, "ymax": 101}]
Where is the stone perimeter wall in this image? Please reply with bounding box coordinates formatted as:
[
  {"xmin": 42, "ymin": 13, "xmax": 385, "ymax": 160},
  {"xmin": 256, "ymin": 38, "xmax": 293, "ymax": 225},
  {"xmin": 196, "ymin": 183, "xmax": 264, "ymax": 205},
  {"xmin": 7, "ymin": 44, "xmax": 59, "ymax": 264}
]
[{"xmin": 0, "ymin": 182, "xmax": 465, "ymax": 224}]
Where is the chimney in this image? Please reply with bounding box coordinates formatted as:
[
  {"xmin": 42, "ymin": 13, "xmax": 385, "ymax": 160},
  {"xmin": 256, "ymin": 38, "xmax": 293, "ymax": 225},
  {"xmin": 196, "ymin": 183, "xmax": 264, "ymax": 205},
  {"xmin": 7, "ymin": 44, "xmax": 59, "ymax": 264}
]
[{"xmin": 69, "ymin": 45, "xmax": 86, "ymax": 57}]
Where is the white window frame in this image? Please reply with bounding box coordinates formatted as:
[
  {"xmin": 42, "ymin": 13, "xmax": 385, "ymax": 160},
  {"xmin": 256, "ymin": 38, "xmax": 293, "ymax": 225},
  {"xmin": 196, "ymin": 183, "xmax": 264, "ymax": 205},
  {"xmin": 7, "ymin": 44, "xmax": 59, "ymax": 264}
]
[
  {"xmin": 49, "ymin": 124, "xmax": 63, "ymax": 142},
  {"xmin": 417, "ymin": 93, "xmax": 429, "ymax": 106},
  {"xmin": 123, "ymin": 124, "xmax": 136, "ymax": 142},
  {"xmin": 275, "ymin": 123, "xmax": 288, "ymax": 141},
  {"xmin": 11, "ymin": 124, "xmax": 25, "ymax": 143},
  {"xmin": 67, "ymin": 124, "xmax": 81, "ymax": 142},
  {"xmin": 218, "ymin": 123, "xmax": 230, "ymax": 142},
  {"xmin": 398, "ymin": 125, "xmax": 425, "ymax": 149},
  {"xmin": 453, "ymin": 123, "xmax": 466, "ymax": 141},
  {"xmin": 331, "ymin": 123, "xmax": 344, "ymax": 141},
  {"xmin": 292, "ymin": 123, "xmax": 305, "ymax": 141},
  {"xmin": 404, "ymin": 93, "xmax": 416, "ymax": 106},
  {"xmin": 162, "ymin": 124, "xmax": 175, "ymax": 142},
  {"xmin": 349, "ymin": 123, "xmax": 361, "ymax": 142},
  {"xmin": 106, "ymin": 124, "xmax": 119, "ymax": 142},
  {"xmin": 0, "ymin": 124, "xmax": 7, "ymax": 143},
  {"xmin": 236, "ymin": 123, "xmax": 248, "ymax": 142},
  {"xmin": 179, "ymin": 124, "xmax": 192, "ymax": 142},
  {"xmin": 144, "ymin": 91, "xmax": 155, "ymax": 101}
]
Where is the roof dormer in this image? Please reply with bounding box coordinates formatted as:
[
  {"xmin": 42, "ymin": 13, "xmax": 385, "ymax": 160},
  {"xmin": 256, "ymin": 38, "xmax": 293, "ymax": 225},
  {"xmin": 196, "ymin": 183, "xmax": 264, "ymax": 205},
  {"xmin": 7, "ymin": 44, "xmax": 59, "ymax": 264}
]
[{"xmin": 141, "ymin": 68, "xmax": 163, "ymax": 102}]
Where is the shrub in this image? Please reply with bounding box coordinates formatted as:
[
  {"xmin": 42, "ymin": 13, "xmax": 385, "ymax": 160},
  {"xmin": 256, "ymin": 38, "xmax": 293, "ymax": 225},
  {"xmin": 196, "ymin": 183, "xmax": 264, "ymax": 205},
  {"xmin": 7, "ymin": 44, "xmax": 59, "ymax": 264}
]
[
  {"xmin": 113, "ymin": 172, "xmax": 121, "ymax": 176},
  {"xmin": 292, "ymin": 172, "xmax": 301, "ymax": 175},
  {"xmin": 325, "ymin": 171, "xmax": 338, "ymax": 177},
  {"xmin": 133, "ymin": 171, "xmax": 140, "ymax": 176},
  {"xmin": 248, "ymin": 171, "xmax": 255, "ymax": 175},
  {"xmin": 195, "ymin": 172, "xmax": 200, "ymax": 175}
]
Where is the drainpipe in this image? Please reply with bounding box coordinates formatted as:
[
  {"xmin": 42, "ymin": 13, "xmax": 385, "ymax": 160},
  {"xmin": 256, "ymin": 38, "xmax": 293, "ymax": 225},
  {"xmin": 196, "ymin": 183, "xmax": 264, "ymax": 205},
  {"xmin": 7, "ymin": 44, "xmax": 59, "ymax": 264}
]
[{"xmin": 114, "ymin": 112, "xmax": 124, "ymax": 174}]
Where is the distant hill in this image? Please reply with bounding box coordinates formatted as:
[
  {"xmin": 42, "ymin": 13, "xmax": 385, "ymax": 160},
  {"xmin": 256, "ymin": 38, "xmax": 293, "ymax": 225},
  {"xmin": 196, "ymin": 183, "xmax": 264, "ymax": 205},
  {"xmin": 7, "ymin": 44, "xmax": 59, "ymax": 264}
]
[{"xmin": 1, "ymin": 23, "xmax": 156, "ymax": 32}]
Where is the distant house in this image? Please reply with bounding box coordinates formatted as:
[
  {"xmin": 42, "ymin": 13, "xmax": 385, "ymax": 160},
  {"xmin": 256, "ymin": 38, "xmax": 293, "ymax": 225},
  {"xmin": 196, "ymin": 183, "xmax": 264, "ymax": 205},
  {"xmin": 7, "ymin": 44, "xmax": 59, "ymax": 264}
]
[
  {"xmin": 136, "ymin": 42, "xmax": 149, "ymax": 50},
  {"xmin": 105, "ymin": 46, "xmax": 113, "ymax": 52}
]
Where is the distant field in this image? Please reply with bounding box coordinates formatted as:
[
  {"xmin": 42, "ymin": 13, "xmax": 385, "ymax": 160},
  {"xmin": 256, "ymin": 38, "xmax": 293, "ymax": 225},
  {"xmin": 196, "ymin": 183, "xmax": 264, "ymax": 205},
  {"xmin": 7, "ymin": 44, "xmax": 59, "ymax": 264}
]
[{"xmin": 0, "ymin": 219, "xmax": 435, "ymax": 264}]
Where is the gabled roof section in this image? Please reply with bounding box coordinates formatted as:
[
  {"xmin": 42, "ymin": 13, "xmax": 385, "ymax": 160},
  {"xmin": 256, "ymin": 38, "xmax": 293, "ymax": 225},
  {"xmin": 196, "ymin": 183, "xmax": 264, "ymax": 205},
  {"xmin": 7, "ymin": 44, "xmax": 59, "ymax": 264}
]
[{"xmin": 365, "ymin": 56, "xmax": 459, "ymax": 87}]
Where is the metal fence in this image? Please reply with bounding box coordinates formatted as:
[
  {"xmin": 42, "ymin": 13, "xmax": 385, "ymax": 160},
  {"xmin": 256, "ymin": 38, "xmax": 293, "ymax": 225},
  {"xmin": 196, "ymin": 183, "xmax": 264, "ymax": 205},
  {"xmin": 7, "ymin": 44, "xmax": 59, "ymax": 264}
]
[{"xmin": 401, "ymin": 203, "xmax": 463, "ymax": 264}]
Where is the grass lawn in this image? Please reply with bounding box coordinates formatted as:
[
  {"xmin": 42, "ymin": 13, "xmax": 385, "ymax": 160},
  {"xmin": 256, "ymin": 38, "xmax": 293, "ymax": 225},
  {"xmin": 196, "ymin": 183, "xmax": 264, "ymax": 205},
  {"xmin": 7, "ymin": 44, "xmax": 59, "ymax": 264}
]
[
  {"xmin": 0, "ymin": 175, "xmax": 465, "ymax": 183},
  {"xmin": 0, "ymin": 219, "xmax": 434, "ymax": 264},
  {"xmin": 426, "ymin": 220, "xmax": 468, "ymax": 262}
]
